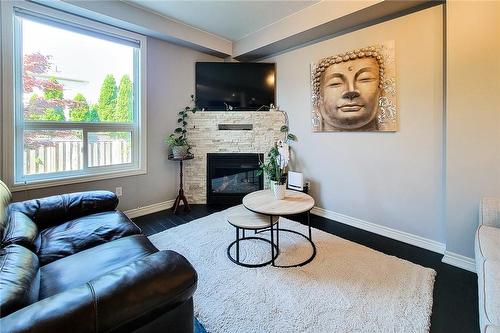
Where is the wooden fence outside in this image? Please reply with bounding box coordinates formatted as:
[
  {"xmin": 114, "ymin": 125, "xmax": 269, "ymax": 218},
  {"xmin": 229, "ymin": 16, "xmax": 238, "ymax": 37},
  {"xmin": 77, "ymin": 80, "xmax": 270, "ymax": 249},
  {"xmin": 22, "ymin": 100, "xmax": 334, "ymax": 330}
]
[{"xmin": 24, "ymin": 140, "xmax": 131, "ymax": 175}]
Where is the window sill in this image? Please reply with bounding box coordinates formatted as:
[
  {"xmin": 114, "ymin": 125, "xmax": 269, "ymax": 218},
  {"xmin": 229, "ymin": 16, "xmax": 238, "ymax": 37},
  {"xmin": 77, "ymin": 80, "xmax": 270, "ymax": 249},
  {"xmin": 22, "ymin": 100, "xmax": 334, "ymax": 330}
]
[{"xmin": 9, "ymin": 168, "xmax": 147, "ymax": 192}]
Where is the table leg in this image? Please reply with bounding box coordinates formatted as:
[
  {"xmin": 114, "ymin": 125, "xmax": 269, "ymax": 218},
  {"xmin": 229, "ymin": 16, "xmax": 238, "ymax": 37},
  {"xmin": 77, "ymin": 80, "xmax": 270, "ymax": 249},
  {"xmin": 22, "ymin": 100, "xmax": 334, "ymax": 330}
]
[
  {"xmin": 270, "ymin": 215, "xmax": 275, "ymax": 266},
  {"xmin": 179, "ymin": 160, "xmax": 191, "ymax": 212},
  {"xmin": 172, "ymin": 195, "xmax": 181, "ymax": 214},
  {"xmin": 308, "ymin": 211, "xmax": 312, "ymax": 240},
  {"xmin": 276, "ymin": 218, "xmax": 280, "ymax": 250},
  {"xmin": 178, "ymin": 191, "xmax": 190, "ymax": 212},
  {"xmin": 236, "ymin": 227, "xmax": 240, "ymax": 263}
]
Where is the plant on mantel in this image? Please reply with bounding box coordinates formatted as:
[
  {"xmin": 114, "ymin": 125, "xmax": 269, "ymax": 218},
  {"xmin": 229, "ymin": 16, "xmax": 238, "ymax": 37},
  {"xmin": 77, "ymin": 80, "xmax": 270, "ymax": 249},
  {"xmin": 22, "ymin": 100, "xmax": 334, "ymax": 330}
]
[
  {"xmin": 257, "ymin": 110, "xmax": 297, "ymax": 199},
  {"xmin": 165, "ymin": 95, "xmax": 200, "ymax": 158}
]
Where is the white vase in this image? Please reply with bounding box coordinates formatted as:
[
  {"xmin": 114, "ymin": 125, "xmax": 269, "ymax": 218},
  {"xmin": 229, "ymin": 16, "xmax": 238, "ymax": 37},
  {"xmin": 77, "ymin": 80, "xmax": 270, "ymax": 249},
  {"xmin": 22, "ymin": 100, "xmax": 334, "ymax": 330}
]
[
  {"xmin": 272, "ymin": 182, "xmax": 286, "ymax": 200},
  {"xmin": 171, "ymin": 145, "xmax": 188, "ymax": 158}
]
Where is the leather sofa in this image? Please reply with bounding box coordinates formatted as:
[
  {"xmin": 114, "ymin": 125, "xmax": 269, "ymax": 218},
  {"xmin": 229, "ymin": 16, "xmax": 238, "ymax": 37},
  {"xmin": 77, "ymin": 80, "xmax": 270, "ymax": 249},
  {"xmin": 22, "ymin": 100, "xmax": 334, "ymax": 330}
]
[
  {"xmin": 0, "ymin": 183, "xmax": 197, "ymax": 333},
  {"xmin": 475, "ymin": 197, "xmax": 500, "ymax": 333}
]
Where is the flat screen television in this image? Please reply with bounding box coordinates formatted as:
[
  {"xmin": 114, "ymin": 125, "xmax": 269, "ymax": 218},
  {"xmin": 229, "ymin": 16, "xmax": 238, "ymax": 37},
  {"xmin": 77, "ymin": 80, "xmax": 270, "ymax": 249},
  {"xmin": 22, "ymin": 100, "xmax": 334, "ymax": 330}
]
[{"xmin": 195, "ymin": 62, "xmax": 275, "ymax": 111}]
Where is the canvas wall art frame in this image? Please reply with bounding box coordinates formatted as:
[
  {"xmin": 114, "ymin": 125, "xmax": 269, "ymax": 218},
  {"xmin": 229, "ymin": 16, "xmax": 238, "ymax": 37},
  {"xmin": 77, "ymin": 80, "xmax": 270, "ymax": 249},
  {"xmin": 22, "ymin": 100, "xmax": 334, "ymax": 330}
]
[{"xmin": 311, "ymin": 40, "xmax": 397, "ymax": 132}]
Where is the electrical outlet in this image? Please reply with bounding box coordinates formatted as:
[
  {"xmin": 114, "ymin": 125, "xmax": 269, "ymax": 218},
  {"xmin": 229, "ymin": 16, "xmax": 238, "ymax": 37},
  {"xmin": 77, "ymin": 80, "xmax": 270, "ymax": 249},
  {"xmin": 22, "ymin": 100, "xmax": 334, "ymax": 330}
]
[{"xmin": 115, "ymin": 187, "xmax": 123, "ymax": 197}]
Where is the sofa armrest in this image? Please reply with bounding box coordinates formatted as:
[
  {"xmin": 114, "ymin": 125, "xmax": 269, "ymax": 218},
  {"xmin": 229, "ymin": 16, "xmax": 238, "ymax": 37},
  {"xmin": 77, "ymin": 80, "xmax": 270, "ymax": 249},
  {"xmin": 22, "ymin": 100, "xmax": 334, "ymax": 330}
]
[
  {"xmin": 8, "ymin": 191, "xmax": 118, "ymax": 229},
  {"xmin": 0, "ymin": 180, "xmax": 12, "ymax": 227},
  {"xmin": 2, "ymin": 211, "xmax": 38, "ymax": 251},
  {"xmin": 480, "ymin": 198, "xmax": 500, "ymax": 229},
  {"xmin": 0, "ymin": 283, "xmax": 96, "ymax": 333},
  {"xmin": 0, "ymin": 250, "xmax": 198, "ymax": 333}
]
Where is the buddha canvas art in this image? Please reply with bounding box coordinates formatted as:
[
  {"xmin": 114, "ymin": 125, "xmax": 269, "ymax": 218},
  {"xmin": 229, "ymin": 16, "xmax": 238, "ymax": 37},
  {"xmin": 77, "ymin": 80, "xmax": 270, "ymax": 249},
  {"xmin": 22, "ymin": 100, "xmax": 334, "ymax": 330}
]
[{"xmin": 311, "ymin": 41, "xmax": 397, "ymax": 132}]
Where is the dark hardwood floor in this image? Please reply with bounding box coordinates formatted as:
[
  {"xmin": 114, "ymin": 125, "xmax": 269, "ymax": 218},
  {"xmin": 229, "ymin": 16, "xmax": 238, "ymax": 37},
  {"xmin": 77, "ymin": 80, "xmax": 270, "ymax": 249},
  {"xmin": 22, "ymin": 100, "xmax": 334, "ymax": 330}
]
[{"xmin": 133, "ymin": 204, "xmax": 479, "ymax": 333}]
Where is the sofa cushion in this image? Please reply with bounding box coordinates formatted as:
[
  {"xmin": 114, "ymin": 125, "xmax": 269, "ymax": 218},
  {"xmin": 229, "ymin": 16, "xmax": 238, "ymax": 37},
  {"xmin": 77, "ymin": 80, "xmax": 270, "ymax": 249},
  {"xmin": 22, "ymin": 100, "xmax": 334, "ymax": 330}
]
[
  {"xmin": 39, "ymin": 235, "xmax": 157, "ymax": 299},
  {"xmin": 477, "ymin": 225, "xmax": 500, "ymax": 262},
  {"xmin": 0, "ymin": 244, "xmax": 40, "ymax": 317},
  {"xmin": 9, "ymin": 191, "xmax": 118, "ymax": 229},
  {"xmin": 483, "ymin": 260, "xmax": 500, "ymax": 327},
  {"xmin": 35, "ymin": 210, "xmax": 141, "ymax": 266},
  {"xmin": 2, "ymin": 211, "xmax": 38, "ymax": 251}
]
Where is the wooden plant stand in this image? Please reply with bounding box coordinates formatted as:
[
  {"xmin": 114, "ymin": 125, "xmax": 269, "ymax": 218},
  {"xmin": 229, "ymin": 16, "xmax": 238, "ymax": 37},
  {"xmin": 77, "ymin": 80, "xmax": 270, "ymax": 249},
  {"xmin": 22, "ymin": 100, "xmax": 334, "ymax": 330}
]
[{"xmin": 168, "ymin": 153, "xmax": 194, "ymax": 214}]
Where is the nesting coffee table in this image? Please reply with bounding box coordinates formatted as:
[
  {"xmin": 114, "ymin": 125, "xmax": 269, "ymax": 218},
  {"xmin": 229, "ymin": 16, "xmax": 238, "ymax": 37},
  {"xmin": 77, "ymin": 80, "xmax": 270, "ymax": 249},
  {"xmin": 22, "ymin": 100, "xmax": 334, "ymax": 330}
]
[{"xmin": 227, "ymin": 189, "xmax": 316, "ymax": 268}]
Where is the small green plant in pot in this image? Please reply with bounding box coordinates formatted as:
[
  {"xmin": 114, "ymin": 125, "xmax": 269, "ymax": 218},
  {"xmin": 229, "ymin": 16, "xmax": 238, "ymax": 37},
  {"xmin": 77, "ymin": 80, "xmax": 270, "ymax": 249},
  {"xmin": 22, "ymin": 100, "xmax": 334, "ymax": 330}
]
[
  {"xmin": 257, "ymin": 114, "xmax": 297, "ymax": 199},
  {"xmin": 165, "ymin": 134, "xmax": 189, "ymax": 158},
  {"xmin": 165, "ymin": 95, "xmax": 199, "ymax": 158},
  {"xmin": 257, "ymin": 144, "xmax": 287, "ymax": 199}
]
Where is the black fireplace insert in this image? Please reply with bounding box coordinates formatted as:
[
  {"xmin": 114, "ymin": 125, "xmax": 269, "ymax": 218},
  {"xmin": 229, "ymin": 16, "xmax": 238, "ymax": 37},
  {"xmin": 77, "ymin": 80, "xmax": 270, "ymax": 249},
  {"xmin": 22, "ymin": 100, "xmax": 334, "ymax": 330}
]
[{"xmin": 207, "ymin": 153, "xmax": 264, "ymax": 205}]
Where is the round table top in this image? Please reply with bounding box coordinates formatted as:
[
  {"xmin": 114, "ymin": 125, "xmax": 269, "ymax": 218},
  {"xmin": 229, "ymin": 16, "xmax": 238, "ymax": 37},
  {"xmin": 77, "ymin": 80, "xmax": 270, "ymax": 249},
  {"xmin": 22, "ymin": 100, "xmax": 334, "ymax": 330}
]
[
  {"xmin": 225, "ymin": 205, "xmax": 278, "ymax": 229},
  {"xmin": 243, "ymin": 189, "xmax": 314, "ymax": 216}
]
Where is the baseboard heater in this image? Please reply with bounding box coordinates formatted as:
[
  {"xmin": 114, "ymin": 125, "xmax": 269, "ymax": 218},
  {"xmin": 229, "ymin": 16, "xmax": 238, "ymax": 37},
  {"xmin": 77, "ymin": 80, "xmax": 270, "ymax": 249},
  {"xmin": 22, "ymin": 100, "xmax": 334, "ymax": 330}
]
[{"xmin": 218, "ymin": 124, "xmax": 253, "ymax": 130}]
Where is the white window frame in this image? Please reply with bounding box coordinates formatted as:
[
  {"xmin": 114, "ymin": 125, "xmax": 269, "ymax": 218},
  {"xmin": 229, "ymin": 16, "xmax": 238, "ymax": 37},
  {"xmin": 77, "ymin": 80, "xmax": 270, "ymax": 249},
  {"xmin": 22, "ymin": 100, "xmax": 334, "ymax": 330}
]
[{"xmin": 1, "ymin": 1, "xmax": 148, "ymax": 191}]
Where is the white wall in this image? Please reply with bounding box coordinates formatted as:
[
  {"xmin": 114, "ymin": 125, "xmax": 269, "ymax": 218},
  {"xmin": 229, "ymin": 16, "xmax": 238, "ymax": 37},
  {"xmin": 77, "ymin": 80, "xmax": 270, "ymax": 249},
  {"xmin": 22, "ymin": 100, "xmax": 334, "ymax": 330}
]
[
  {"xmin": 445, "ymin": 1, "xmax": 500, "ymax": 258},
  {"xmin": 267, "ymin": 6, "xmax": 445, "ymax": 244},
  {"xmin": 6, "ymin": 37, "xmax": 220, "ymax": 211}
]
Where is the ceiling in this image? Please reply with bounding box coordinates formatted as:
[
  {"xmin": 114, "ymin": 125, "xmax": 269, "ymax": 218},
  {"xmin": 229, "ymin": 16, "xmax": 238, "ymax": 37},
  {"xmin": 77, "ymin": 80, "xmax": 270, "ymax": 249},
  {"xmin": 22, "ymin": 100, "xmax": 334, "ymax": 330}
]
[{"xmin": 126, "ymin": 0, "xmax": 319, "ymax": 41}]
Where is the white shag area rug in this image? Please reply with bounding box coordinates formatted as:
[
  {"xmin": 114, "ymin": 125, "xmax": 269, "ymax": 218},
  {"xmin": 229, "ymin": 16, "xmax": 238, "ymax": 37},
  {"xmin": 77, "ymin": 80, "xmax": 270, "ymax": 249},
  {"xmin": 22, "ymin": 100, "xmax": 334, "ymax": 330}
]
[{"xmin": 149, "ymin": 207, "xmax": 436, "ymax": 333}]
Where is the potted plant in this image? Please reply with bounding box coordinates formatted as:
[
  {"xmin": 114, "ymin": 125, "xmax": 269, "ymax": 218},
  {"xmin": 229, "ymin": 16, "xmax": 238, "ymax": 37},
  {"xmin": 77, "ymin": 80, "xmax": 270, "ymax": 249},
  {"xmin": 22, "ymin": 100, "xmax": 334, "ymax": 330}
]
[
  {"xmin": 165, "ymin": 95, "xmax": 198, "ymax": 158},
  {"xmin": 257, "ymin": 114, "xmax": 297, "ymax": 200},
  {"xmin": 257, "ymin": 144, "xmax": 287, "ymax": 199},
  {"xmin": 166, "ymin": 134, "xmax": 189, "ymax": 158}
]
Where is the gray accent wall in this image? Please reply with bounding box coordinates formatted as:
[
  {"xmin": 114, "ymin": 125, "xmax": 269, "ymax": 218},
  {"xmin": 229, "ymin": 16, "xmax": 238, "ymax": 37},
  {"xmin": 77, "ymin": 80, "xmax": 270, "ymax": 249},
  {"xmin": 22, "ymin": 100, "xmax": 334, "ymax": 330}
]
[
  {"xmin": 5, "ymin": 37, "xmax": 220, "ymax": 211},
  {"xmin": 445, "ymin": 1, "xmax": 500, "ymax": 258},
  {"xmin": 266, "ymin": 6, "xmax": 446, "ymax": 245},
  {"xmin": 267, "ymin": 3, "xmax": 500, "ymax": 259}
]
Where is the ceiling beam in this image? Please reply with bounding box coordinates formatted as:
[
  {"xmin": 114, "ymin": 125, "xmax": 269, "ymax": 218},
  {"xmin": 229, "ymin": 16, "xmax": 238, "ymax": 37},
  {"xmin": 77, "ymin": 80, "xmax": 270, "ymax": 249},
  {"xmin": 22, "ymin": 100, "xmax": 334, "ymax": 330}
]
[
  {"xmin": 233, "ymin": 0, "xmax": 442, "ymax": 61},
  {"xmin": 32, "ymin": 0, "xmax": 442, "ymax": 61},
  {"xmin": 32, "ymin": 0, "xmax": 232, "ymax": 58}
]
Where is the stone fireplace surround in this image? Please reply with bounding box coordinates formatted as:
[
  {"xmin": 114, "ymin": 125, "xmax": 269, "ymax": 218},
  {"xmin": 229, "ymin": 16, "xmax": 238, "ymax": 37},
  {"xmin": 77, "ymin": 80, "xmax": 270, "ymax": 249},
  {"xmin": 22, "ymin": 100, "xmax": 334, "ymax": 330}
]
[{"xmin": 184, "ymin": 111, "xmax": 285, "ymax": 204}]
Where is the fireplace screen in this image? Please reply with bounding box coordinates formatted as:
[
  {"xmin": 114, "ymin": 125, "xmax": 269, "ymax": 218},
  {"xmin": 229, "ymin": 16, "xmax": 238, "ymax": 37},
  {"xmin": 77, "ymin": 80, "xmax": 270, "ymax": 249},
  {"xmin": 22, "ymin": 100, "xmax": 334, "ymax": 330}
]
[
  {"xmin": 207, "ymin": 153, "xmax": 263, "ymax": 205},
  {"xmin": 211, "ymin": 169, "xmax": 260, "ymax": 194}
]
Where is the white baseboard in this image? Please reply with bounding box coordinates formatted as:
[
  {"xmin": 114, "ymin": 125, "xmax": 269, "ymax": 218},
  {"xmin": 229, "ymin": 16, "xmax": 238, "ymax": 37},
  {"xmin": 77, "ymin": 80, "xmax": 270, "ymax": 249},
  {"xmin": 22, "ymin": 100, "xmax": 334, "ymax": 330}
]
[
  {"xmin": 310, "ymin": 206, "xmax": 447, "ymax": 254},
  {"xmin": 441, "ymin": 251, "xmax": 476, "ymax": 273},
  {"xmin": 124, "ymin": 199, "xmax": 176, "ymax": 219}
]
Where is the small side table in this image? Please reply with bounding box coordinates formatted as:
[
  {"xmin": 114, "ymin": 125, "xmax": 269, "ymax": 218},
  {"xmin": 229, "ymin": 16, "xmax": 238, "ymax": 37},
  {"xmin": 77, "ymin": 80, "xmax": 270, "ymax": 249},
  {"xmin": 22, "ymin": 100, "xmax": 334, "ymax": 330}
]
[
  {"xmin": 168, "ymin": 153, "xmax": 194, "ymax": 214},
  {"xmin": 242, "ymin": 189, "xmax": 316, "ymax": 267},
  {"xmin": 226, "ymin": 205, "xmax": 279, "ymax": 268}
]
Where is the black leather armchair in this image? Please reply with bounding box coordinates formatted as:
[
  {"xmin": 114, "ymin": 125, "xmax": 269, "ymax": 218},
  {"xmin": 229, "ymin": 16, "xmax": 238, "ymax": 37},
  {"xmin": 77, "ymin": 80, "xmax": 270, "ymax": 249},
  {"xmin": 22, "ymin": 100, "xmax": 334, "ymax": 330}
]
[{"xmin": 0, "ymin": 189, "xmax": 197, "ymax": 333}]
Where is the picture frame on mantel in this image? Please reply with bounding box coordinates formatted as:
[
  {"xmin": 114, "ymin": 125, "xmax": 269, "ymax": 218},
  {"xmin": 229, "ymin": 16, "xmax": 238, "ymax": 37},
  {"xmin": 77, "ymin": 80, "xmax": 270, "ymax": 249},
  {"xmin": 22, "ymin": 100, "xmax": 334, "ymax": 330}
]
[{"xmin": 311, "ymin": 40, "xmax": 398, "ymax": 132}]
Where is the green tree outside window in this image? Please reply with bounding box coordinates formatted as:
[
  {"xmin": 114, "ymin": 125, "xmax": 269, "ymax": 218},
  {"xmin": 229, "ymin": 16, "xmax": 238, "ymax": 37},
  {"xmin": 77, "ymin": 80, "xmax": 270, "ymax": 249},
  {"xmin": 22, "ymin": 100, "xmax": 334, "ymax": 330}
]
[{"xmin": 96, "ymin": 74, "xmax": 118, "ymax": 121}]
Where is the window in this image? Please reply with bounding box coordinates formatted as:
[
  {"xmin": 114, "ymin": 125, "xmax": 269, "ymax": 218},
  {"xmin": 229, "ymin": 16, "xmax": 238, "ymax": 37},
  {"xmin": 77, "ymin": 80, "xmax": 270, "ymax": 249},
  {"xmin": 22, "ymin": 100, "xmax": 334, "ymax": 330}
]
[{"xmin": 1, "ymin": 2, "xmax": 147, "ymax": 189}]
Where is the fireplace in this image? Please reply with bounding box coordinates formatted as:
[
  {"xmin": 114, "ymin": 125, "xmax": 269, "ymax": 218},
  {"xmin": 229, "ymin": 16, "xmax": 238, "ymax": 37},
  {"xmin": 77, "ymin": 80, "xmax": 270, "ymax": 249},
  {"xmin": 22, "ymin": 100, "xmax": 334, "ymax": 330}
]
[{"xmin": 207, "ymin": 153, "xmax": 263, "ymax": 205}]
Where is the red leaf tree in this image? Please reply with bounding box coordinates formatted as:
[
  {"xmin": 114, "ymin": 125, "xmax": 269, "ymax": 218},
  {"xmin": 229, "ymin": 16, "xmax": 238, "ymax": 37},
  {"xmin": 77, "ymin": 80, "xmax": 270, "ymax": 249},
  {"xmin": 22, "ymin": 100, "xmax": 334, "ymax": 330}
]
[{"xmin": 23, "ymin": 52, "xmax": 82, "ymax": 148}]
